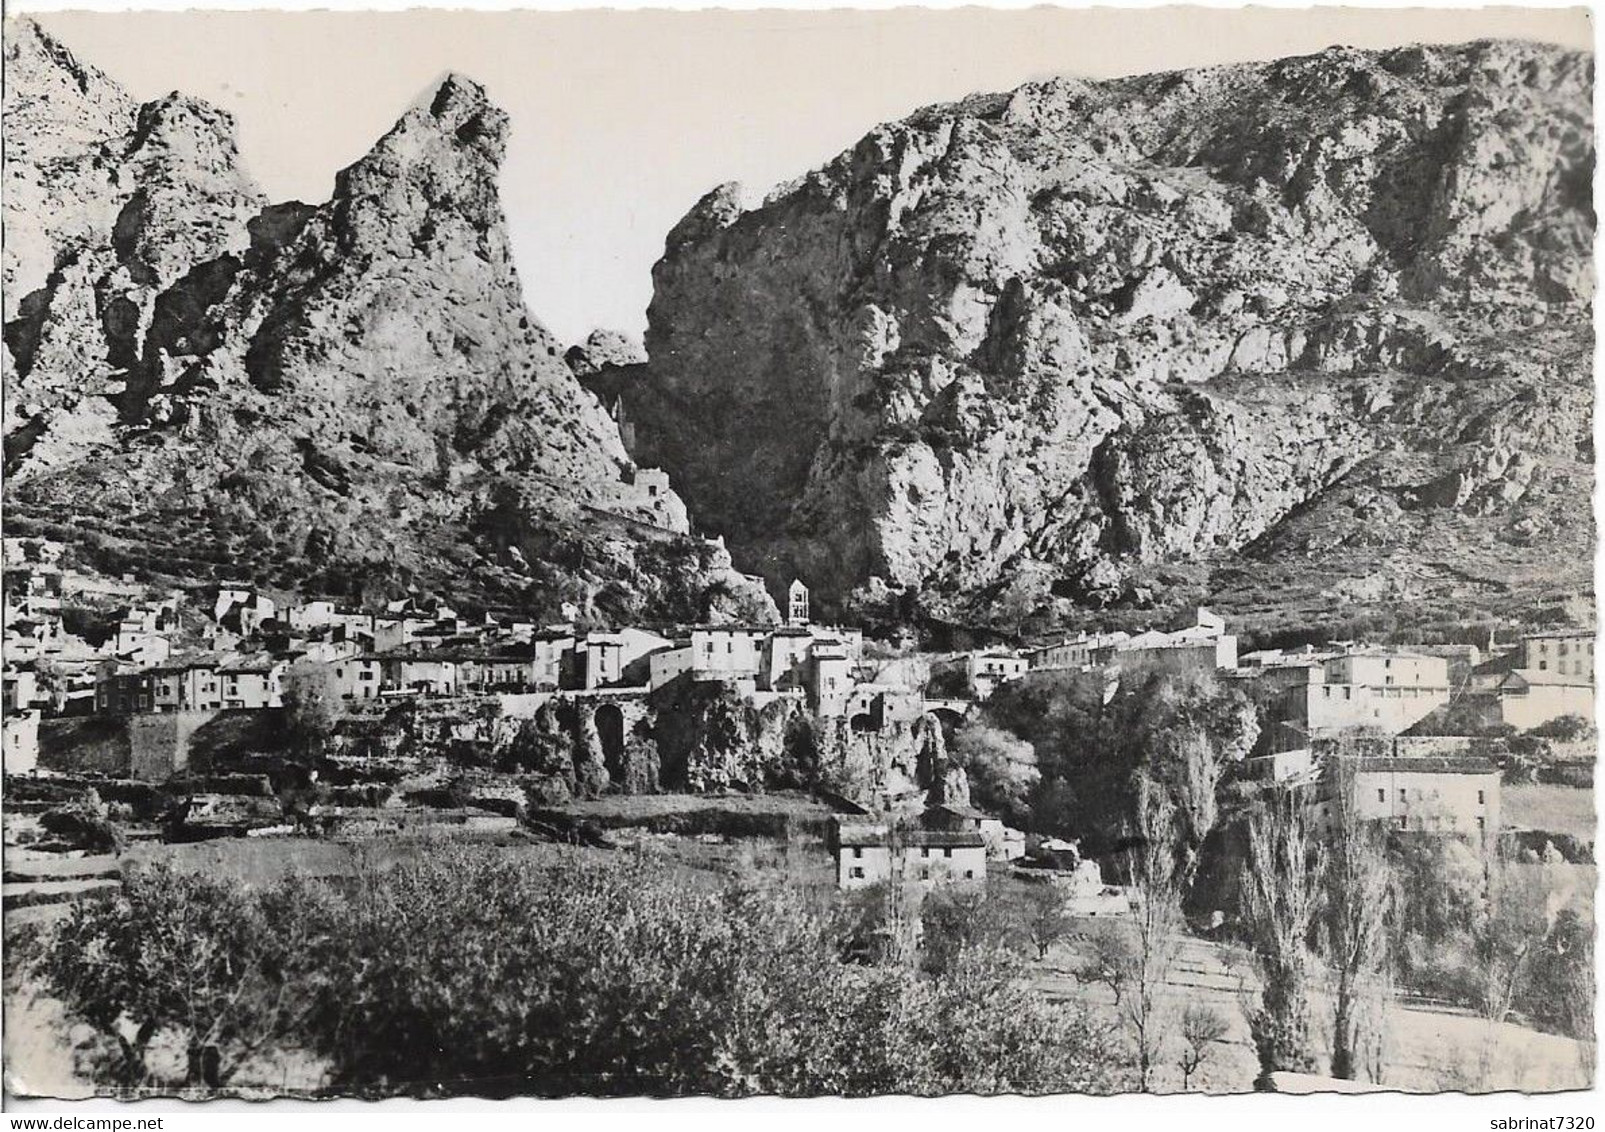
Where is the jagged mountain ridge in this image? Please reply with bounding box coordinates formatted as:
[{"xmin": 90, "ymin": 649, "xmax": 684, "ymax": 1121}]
[
  {"xmin": 625, "ymin": 39, "xmax": 1594, "ymax": 636},
  {"xmin": 3, "ymin": 20, "xmax": 774, "ymax": 624}
]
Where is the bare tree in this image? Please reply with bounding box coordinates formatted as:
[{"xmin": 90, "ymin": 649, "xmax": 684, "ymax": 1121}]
[
  {"xmin": 1023, "ymin": 883, "xmax": 1070, "ymax": 960},
  {"xmin": 1177, "ymin": 1003, "xmax": 1229, "ymax": 1091},
  {"xmin": 1477, "ymin": 854, "xmax": 1557, "ymax": 1029},
  {"xmin": 1075, "ymin": 921, "xmax": 1132, "ymax": 1004},
  {"xmin": 1322, "ymin": 758, "xmax": 1393, "ymax": 1082},
  {"xmin": 1111, "ymin": 781, "xmax": 1186, "ymax": 1091},
  {"xmin": 1238, "ymin": 787, "xmax": 1326, "ymax": 1079},
  {"xmin": 1070, "ymin": 784, "xmax": 1185, "ymax": 1091}
]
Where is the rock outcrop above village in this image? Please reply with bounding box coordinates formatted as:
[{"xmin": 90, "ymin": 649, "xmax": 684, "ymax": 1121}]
[
  {"xmin": 2, "ymin": 20, "xmax": 771, "ymax": 624},
  {"xmin": 628, "ymin": 41, "xmax": 1594, "ymax": 634}
]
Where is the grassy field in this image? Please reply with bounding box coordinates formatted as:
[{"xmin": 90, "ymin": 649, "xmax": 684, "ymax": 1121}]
[{"xmin": 1502, "ymin": 783, "xmax": 1595, "ymax": 841}]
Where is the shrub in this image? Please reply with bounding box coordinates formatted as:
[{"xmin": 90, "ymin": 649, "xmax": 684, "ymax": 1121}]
[
  {"xmin": 23, "ymin": 852, "xmax": 1122, "ymax": 1097},
  {"xmin": 38, "ymin": 806, "xmax": 126, "ymax": 854}
]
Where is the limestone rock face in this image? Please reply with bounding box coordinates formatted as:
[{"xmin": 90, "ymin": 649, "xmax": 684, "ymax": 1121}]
[
  {"xmin": 565, "ymin": 328, "xmax": 647, "ymax": 377},
  {"xmin": 631, "ymin": 41, "xmax": 1594, "ymax": 632},
  {"xmin": 4, "ymin": 21, "xmax": 715, "ymax": 621},
  {"xmin": 3, "ymin": 18, "xmax": 137, "ymax": 310}
]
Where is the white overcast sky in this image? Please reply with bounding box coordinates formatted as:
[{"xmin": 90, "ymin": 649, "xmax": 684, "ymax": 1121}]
[{"xmin": 27, "ymin": 6, "xmax": 1595, "ymax": 345}]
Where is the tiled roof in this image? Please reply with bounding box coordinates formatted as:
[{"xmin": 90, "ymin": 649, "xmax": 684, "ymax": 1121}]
[
  {"xmin": 1346, "ymin": 756, "xmax": 1500, "ymax": 776},
  {"xmin": 836, "ymin": 823, "xmax": 985, "ymax": 849}
]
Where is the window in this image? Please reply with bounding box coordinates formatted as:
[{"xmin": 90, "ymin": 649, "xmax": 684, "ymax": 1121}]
[
  {"xmin": 1477, "ymin": 790, "xmax": 1485, "ymax": 805},
  {"xmin": 1539, "ymin": 660, "xmax": 1548, "ymax": 670},
  {"xmin": 1476, "ymin": 817, "xmax": 1485, "ymax": 831},
  {"xmin": 964, "ymin": 870, "xmax": 974, "ymax": 879},
  {"xmin": 1396, "ymin": 816, "xmax": 1407, "ymax": 830},
  {"xmin": 850, "ymin": 867, "xmax": 864, "ymax": 879},
  {"xmin": 1377, "ymin": 788, "xmax": 1386, "ymax": 803},
  {"xmin": 1398, "ymin": 789, "xmax": 1406, "ymax": 803},
  {"xmin": 852, "ymin": 847, "xmax": 862, "ymax": 858},
  {"xmin": 943, "ymin": 847, "xmax": 952, "ymax": 858}
]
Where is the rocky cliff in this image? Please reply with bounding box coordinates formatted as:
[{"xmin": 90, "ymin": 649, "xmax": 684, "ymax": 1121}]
[
  {"xmin": 629, "ymin": 41, "xmax": 1594, "ymax": 637},
  {"xmin": 3, "ymin": 20, "xmax": 768, "ymax": 624}
]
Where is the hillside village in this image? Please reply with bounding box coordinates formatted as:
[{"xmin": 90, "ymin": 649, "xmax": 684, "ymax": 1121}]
[{"xmin": 4, "ymin": 532, "xmax": 1592, "ymax": 900}]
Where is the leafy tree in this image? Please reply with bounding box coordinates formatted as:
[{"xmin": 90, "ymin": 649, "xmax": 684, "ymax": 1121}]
[
  {"xmin": 981, "ymin": 666, "xmax": 1257, "ymax": 888},
  {"xmin": 1522, "ymin": 907, "xmax": 1595, "ymax": 1041},
  {"xmin": 918, "ymin": 877, "xmax": 1023, "ymax": 975},
  {"xmin": 947, "ymin": 721, "xmax": 1039, "ymax": 824},
  {"xmin": 26, "ymin": 864, "xmax": 335, "ymax": 1088},
  {"xmin": 28, "ymin": 850, "xmax": 1125, "ymax": 1097},
  {"xmin": 1525, "ymin": 714, "xmax": 1594, "ymax": 743},
  {"xmin": 280, "ymin": 661, "xmax": 339, "ymax": 760}
]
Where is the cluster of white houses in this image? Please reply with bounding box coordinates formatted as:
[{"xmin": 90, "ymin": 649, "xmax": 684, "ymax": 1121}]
[
  {"xmin": 932, "ymin": 609, "xmax": 1592, "ymax": 849},
  {"xmin": 4, "ymin": 550, "xmax": 1594, "ymax": 861},
  {"xmin": 3, "ymin": 573, "xmax": 907, "ymax": 732},
  {"xmin": 73, "ymin": 579, "xmax": 883, "ymax": 718}
]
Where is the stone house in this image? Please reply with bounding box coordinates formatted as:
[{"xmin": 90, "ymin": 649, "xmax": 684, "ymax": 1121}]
[
  {"xmin": 808, "ymin": 638, "xmax": 854, "ymax": 717},
  {"xmin": 687, "ymin": 625, "xmax": 769, "ymax": 682},
  {"xmin": 1309, "ymin": 755, "xmax": 1500, "ymax": 840},
  {"xmin": 95, "ymin": 662, "xmax": 153, "ymax": 714},
  {"xmin": 930, "ymin": 649, "xmax": 1028, "ymax": 700},
  {"xmin": 286, "ymin": 600, "xmax": 339, "ymax": 632},
  {"xmin": 149, "ymin": 656, "xmax": 222, "ymax": 712},
  {"xmin": 213, "ymin": 585, "xmax": 277, "ymax": 637},
  {"xmin": 217, "ymin": 655, "xmax": 286, "ymax": 708},
  {"xmin": 921, "ymin": 802, "xmax": 1023, "ymax": 860},
  {"xmin": 1481, "ymin": 671, "xmax": 1594, "ymax": 729},
  {"xmin": 844, "ymin": 684, "xmax": 926, "ymax": 732},
  {"xmin": 1265, "ymin": 650, "xmax": 1452, "ymax": 749},
  {"xmin": 3, "ymin": 616, "xmax": 57, "ymax": 662},
  {"xmin": 369, "ymin": 653, "xmax": 457, "ymax": 696},
  {"xmin": 324, "ymin": 656, "xmax": 383, "ymax": 701},
  {"xmin": 833, "ymin": 819, "xmax": 988, "ymax": 889},
  {"xmin": 648, "ymin": 641, "xmax": 695, "ymax": 690},
  {"xmin": 761, "ymin": 627, "xmax": 816, "ymax": 691},
  {"xmin": 3, "ymin": 667, "xmax": 39, "ymax": 714},
  {"xmin": 1519, "ymin": 630, "xmax": 1594, "ymax": 685}
]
